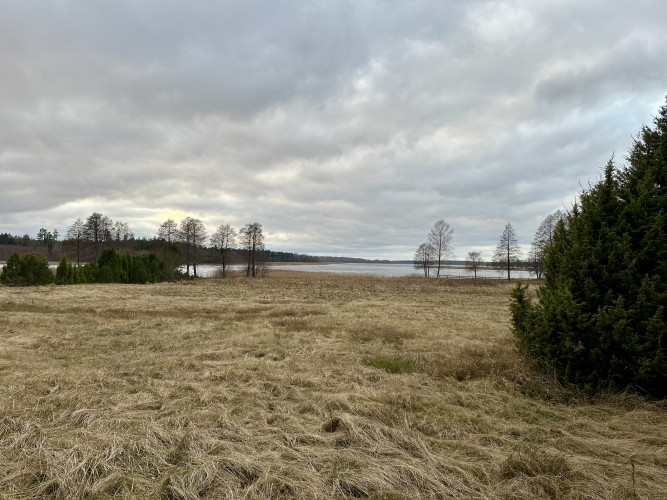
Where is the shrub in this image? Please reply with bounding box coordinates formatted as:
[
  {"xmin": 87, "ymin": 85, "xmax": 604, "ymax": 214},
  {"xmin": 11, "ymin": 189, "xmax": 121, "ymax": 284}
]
[
  {"xmin": 52, "ymin": 249, "xmax": 169, "ymax": 285},
  {"xmin": 129, "ymin": 253, "xmax": 166, "ymax": 283},
  {"xmin": 0, "ymin": 252, "xmax": 54, "ymax": 286},
  {"xmin": 0, "ymin": 253, "xmax": 23, "ymax": 286},
  {"xmin": 81, "ymin": 262, "xmax": 99, "ymax": 283},
  {"xmin": 55, "ymin": 256, "xmax": 73, "ymax": 284},
  {"xmin": 511, "ymin": 99, "xmax": 667, "ymax": 397}
]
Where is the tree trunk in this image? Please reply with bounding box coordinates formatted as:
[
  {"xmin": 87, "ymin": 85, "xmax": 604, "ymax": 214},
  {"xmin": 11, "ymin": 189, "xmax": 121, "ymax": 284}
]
[{"xmin": 506, "ymin": 243, "xmax": 511, "ymax": 280}]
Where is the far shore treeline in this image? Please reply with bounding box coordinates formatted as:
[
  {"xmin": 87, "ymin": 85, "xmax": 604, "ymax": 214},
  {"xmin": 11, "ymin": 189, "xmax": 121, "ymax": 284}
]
[
  {"xmin": 0, "ymin": 228, "xmax": 415, "ymax": 267},
  {"xmin": 1, "ymin": 212, "xmax": 557, "ymax": 281},
  {"xmin": 0, "ymin": 230, "xmax": 318, "ymax": 266},
  {"xmin": 2, "ymin": 217, "xmax": 445, "ymax": 285}
]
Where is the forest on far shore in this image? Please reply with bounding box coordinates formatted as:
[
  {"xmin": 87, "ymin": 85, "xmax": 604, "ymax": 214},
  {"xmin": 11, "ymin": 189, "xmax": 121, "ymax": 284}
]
[{"xmin": 0, "ymin": 233, "xmax": 324, "ymax": 265}]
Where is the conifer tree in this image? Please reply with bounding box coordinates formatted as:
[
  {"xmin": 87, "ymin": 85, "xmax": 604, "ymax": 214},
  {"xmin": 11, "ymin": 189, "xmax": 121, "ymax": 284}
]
[{"xmin": 511, "ymin": 99, "xmax": 667, "ymax": 396}]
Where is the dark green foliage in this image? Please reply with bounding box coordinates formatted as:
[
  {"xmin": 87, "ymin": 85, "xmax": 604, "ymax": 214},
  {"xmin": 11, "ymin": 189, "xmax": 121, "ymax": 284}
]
[
  {"xmin": 0, "ymin": 253, "xmax": 23, "ymax": 286},
  {"xmin": 129, "ymin": 254, "xmax": 166, "ymax": 283},
  {"xmin": 0, "ymin": 233, "xmax": 20, "ymax": 245},
  {"xmin": 509, "ymin": 283, "xmax": 533, "ymax": 356},
  {"xmin": 511, "ymin": 100, "xmax": 667, "ymax": 397},
  {"xmin": 55, "ymin": 256, "xmax": 73, "ymax": 284},
  {"xmin": 65, "ymin": 249, "xmax": 168, "ymax": 284},
  {"xmin": 0, "ymin": 252, "xmax": 54, "ymax": 286},
  {"xmin": 96, "ymin": 248, "xmax": 133, "ymax": 283},
  {"xmin": 132, "ymin": 237, "xmax": 153, "ymax": 252},
  {"xmin": 21, "ymin": 254, "xmax": 54, "ymax": 286},
  {"xmin": 266, "ymin": 250, "xmax": 319, "ymax": 262},
  {"xmin": 81, "ymin": 263, "xmax": 98, "ymax": 283}
]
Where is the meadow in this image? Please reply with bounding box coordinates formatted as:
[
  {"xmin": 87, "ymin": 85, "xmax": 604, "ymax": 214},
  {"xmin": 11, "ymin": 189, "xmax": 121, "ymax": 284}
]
[{"xmin": 0, "ymin": 272, "xmax": 665, "ymax": 499}]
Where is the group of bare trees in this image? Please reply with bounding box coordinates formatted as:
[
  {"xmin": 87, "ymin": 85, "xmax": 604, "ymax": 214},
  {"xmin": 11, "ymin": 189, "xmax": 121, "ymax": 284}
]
[
  {"xmin": 155, "ymin": 218, "xmax": 266, "ymax": 277},
  {"xmin": 493, "ymin": 211, "xmax": 565, "ymax": 279},
  {"xmin": 210, "ymin": 223, "xmax": 236, "ymax": 276},
  {"xmin": 65, "ymin": 213, "xmax": 134, "ymax": 266},
  {"xmin": 415, "ymin": 211, "xmax": 566, "ymax": 280},
  {"xmin": 57, "ymin": 213, "xmax": 268, "ymax": 278},
  {"xmin": 414, "ymin": 219, "xmax": 454, "ymax": 277},
  {"xmin": 527, "ymin": 210, "xmax": 565, "ymax": 278},
  {"xmin": 239, "ymin": 222, "xmax": 265, "ymax": 277}
]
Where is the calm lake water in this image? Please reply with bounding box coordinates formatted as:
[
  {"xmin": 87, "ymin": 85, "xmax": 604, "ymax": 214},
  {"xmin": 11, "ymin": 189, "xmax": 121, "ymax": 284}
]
[{"xmin": 187, "ymin": 263, "xmax": 535, "ymax": 279}]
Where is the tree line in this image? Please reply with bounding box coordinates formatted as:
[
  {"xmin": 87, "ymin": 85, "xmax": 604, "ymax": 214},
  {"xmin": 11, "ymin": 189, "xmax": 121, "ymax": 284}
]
[
  {"xmin": 1, "ymin": 215, "xmax": 304, "ymax": 278},
  {"xmin": 1, "ymin": 215, "xmax": 276, "ymax": 282},
  {"xmin": 413, "ymin": 211, "xmax": 565, "ymax": 280},
  {"xmin": 4, "ymin": 209, "xmax": 570, "ymax": 280}
]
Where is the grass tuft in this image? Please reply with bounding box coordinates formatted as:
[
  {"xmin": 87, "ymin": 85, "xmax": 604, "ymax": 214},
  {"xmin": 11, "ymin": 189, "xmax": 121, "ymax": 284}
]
[{"xmin": 499, "ymin": 450, "xmax": 572, "ymax": 479}]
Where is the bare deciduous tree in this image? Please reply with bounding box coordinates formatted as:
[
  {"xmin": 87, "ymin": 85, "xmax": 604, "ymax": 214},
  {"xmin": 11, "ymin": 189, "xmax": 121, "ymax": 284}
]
[
  {"xmin": 493, "ymin": 222, "xmax": 522, "ymax": 280},
  {"xmin": 239, "ymin": 222, "xmax": 264, "ymax": 277},
  {"xmin": 157, "ymin": 219, "xmax": 179, "ymax": 243},
  {"xmin": 66, "ymin": 218, "xmax": 85, "ymax": 267},
  {"xmin": 210, "ymin": 223, "xmax": 236, "ymax": 277},
  {"xmin": 465, "ymin": 250, "xmax": 483, "ymax": 279},
  {"xmin": 428, "ymin": 219, "xmax": 454, "ymax": 278},
  {"xmin": 179, "ymin": 217, "xmax": 208, "ymax": 277},
  {"xmin": 112, "ymin": 221, "xmax": 133, "ymax": 249},
  {"xmin": 529, "ymin": 210, "xmax": 566, "ymax": 278},
  {"xmin": 414, "ymin": 242, "xmax": 435, "ymax": 277}
]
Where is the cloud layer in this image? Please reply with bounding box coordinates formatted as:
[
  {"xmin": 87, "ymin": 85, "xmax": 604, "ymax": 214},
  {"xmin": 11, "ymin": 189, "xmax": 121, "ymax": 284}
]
[{"xmin": 2, "ymin": 0, "xmax": 666, "ymax": 259}]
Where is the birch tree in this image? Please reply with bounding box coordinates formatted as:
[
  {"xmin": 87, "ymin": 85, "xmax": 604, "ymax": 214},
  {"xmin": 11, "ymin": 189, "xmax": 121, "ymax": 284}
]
[
  {"xmin": 465, "ymin": 250, "xmax": 483, "ymax": 279},
  {"xmin": 428, "ymin": 219, "xmax": 454, "ymax": 278},
  {"xmin": 414, "ymin": 242, "xmax": 435, "ymax": 277},
  {"xmin": 211, "ymin": 223, "xmax": 236, "ymax": 277},
  {"xmin": 179, "ymin": 217, "xmax": 207, "ymax": 277},
  {"xmin": 493, "ymin": 222, "xmax": 521, "ymax": 280},
  {"xmin": 239, "ymin": 222, "xmax": 264, "ymax": 277},
  {"xmin": 66, "ymin": 218, "xmax": 84, "ymax": 266}
]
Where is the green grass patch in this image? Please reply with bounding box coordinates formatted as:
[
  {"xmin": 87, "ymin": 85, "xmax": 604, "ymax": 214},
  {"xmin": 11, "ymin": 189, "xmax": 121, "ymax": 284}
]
[{"xmin": 368, "ymin": 357, "xmax": 416, "ymax": 374}]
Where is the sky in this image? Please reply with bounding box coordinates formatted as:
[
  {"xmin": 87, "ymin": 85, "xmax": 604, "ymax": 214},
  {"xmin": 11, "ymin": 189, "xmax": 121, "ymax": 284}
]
[{"xmin": 1, "ymin": 1, "xmax": 666, "ymax": 260}]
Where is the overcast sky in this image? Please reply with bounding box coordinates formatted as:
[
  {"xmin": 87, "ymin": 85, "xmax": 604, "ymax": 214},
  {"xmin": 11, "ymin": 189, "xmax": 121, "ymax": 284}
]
[{"xmin": 1, "ymin": 1, "xmax": 666, "ymax": 260}]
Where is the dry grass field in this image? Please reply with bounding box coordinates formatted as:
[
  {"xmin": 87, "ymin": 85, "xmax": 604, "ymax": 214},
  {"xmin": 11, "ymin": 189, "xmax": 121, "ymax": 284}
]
[{"xmin": 0, "ymin": 272, "xmax": 665, "ymax": 499}]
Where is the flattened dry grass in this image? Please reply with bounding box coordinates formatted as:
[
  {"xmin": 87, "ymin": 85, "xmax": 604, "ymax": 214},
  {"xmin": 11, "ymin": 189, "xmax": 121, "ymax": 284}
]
[{"xmin": 0, "ymin": 273, "xmax": 665, "ymax": 499}]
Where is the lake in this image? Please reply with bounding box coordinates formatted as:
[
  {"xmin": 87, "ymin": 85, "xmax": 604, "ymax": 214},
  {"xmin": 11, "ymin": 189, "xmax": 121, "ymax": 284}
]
[{"xmin": 187, "ymin": 263, "xmax": 535, "ymax": 279}]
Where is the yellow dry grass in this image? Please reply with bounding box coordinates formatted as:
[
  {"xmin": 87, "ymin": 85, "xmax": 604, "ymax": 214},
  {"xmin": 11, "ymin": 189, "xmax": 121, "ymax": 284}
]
[{"xmin": 0, "ymin": 272, "xmax": 665, "ymax": 499}]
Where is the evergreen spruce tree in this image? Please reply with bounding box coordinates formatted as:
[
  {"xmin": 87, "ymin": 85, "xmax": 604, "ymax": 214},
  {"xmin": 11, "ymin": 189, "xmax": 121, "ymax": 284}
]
[{"xmin": 511, "ymin": 99, "xmax": 667, "ymax": 397}]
